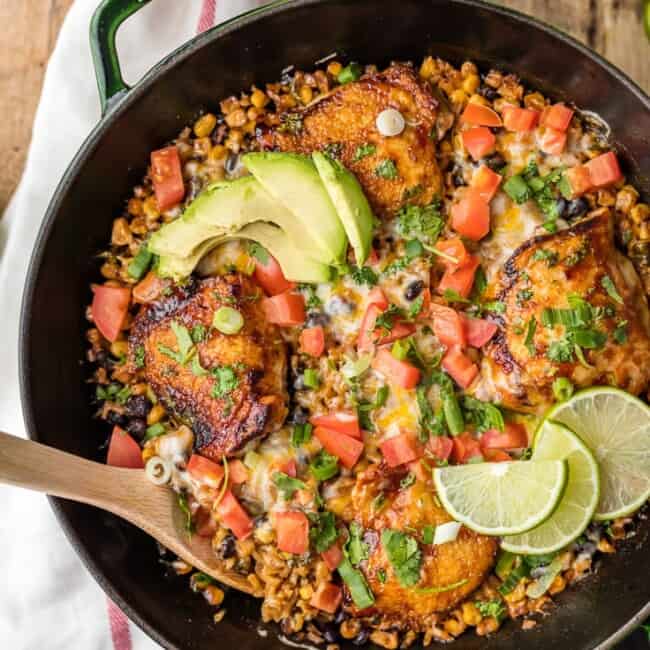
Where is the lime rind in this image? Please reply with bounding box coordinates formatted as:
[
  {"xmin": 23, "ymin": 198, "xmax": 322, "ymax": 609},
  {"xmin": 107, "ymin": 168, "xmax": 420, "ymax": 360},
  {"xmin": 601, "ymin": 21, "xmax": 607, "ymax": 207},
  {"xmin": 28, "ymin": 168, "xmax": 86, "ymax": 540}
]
[
  {"xmin": 501, "ymin": 421, "xmax": 600, "ymax": 555},
  {"xmin": 545, "ymin": 387, "xmax": 650, "ymax": 520},
  {"xmin": 433, "ymin": 460, "xmax": 568, "ymax": 536}
]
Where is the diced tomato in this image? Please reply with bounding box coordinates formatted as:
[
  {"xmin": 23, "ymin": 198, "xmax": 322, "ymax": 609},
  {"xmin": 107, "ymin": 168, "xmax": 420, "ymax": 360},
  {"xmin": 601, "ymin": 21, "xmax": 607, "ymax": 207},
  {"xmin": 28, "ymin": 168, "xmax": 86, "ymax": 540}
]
[
  {"xmin": 434, "ymin": 238, "xmax": 469, "ymax": 270},
  {"xmin": 463, "ymin": 316, "xmax": 498, "ymax": 348},
  {"xmin": 418, "ymin": 288, "xmax": 431, "ymax": 319},
  {"xmin": 462, "ymin": 126, "xmax": 496, "ymax": 160},
  {"xmin": 539, "ymin": 128, "xmax": 567, "ymax": 155},
  {"xmin": 585, "ymin": 151, "xmax": 623, "ymax": 189},
  {"xmin": 310, "ymin": 412, "xmax": 361, "ymax": 440},
  {"xmin": 195, "ymin": 507, "xmax": 218, "ymax": 537},
  {"xmin": 451, "ymin": 195, "xmax": 490, "ymax": 241},
  {"xmin": 368, "ymin": 287, "xmax": 389, "ymax": 310},
  {"xmin": 215, "ymin": 490, "xmax": 254, "ymax": 540},
  {"xmin": 502, "ymin": 106, "xmax": 540, "ymax": 132},
  {"xmin": 91, "ymin": 285, "xmax": 131, "ymax": 342},
  {"xmin": 483, "ymin": 449, "xmax": 512, "ymax": 462},
  {"xmin": 442, "ymin": 346, "xmax": 478, "ymax": 389},
  {"xmin": 406, "ymin": 459, "xmax": 429, "ymax": 482},
  {"xmin": 541, "ymin": 103, "xmax": 574, "ymax": 132},
  {"xmin": 427, "ymin": 435, "xmax": 453, "ymax": 462},
  {"xmin": 253, "ymin": 252, "xmax": 294, "ymax": 296},
  {"xmin": 480, "ymin": 422, "xmax": 529, "ymax": 449},
  {"xmin": 151, "ymin": 146, "xmax": 185, "ymax": 211},
  {"xmin": 228, "ymin": 459, "xmax": 249, "ymax": 484},
  {"xmin": 437, "ymin": 255, "xmax": 480, "ymax": 299},
  {"xmin": 380, "ymin": 432, "xmax": 423, "ymax": 467},
  {"xmin": 132, "ymin": 271, "xmax": 169, "ymax": 304},
  {"xmin": 262, "ymin": 291, "xmax": 305, "ymax": 326},
  {"xmin": 310, "ymin": 582, "xmax": 342, "ymax": 614},
  {"xmin": 430, "ymin": 304, "xmax": 466, "ymax": 347},
  {"xmin": 106, "ymin": 426, "xmax": 144, "ymax": 469},
  {"xmin": 451, "ymin": 432, "xmax": 483, "ymax": 464},
  {"xmin": 371, "ymin": 348, "xmax": 421, "ymax": 390},
  {"xmin": 300, "ymin": 326, "xmax": 325, "ymax": 357},
  {"xmin": 279, "ymin": 458, "xmax": 298, "ymax": 477},
  {"xmin": 461, "ymin": 103, "xmax": 503, "ymax": 127},
  {"xmin": 358, "ymin": 303, "xmax": 382, "ymax": 352},
  {"xmin": 321, "ymin": 543, "xmax": 343, "ymax": 570},
  {"xmin": 314, "ymin": 426, "xmax": 364, "ymax": 469},
  {"xmin": 565, "ymin": 164, "xmax": 593, "ymax": 197},
  {"xmin": 374, "ymin": 320, "xmax": 417, "ymax": 346},
  {"xmin": 470, "ymin": 165, "xmax": 502, "ymax": 202},
  {"xmin": 275, "ymin": 511, "xmax": 309, "ymax": 554},
  {"xmin": 187, "ymin": 454, "xmax": 225, "ymax": 488}
]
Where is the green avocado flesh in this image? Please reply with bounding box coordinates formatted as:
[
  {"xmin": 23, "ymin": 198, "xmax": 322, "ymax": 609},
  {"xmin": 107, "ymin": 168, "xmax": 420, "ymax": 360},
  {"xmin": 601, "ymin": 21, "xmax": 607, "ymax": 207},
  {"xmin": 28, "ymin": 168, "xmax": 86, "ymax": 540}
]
[
  {"xmin": 312, "ymin": 151, "xmax": 374, "ymax": 265},
  {"xmin": 242, "ymin": 152, "xmax": 348, "ymax": 262}
]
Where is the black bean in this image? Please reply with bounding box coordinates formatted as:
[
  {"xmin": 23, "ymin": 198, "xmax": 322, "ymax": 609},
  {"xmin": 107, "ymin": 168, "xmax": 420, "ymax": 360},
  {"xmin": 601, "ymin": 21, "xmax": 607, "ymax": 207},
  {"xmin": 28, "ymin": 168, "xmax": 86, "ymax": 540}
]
[
  {"xmin": 125, "ymin": 395, "xmax": 151, "ymax": 419},
  {"xmin": 95, "ymin": 350, "xmax": 108, "ymax": 366},
  {"xmin": 404, "ymin": 280, "xmax": 424, "ymax": 301},
  {"xmin": 451, "ymin": 164, "xmax": 466, "ymax": 187},
  {"xmin": 323, "ymin": 623, "xmax": 340, "ymax": 643},
  {"xmin": 479, "ymin": 85, "xmax": 499, "ymax": 101},
  {"xmin": 106, "ymin": 410, "xmax": 127, "ymax": 427},
  {"xmin": 305, "ymin": 310, "xmax": 331, "ymax": 328},
  {"xmin": 352, "ymin": 629, "xmax": 370, "ymax": 646},
  {"xmin": 215, "ymin": 534, "xmax": 237, "ymax": 559},
  {"xmin": 126, "ymin": 418, "xmax": 147, "ymax": 439},
  {"xmin": 334, "ymin": 609, "xmax": 347, "ymax": 625},
  {"xmin": 483, "ymin": 153, "xmax": 506, "ymax": 171},
  {"xmin": 555, "ymin": 197, "xmax": 568, "ymax": 219},
  {"xmin": 225, "ymin": 152, "xmax": 240, "ymax": 175},
  {"xmin": 291, "ymin": 406, "xmax": 309, "ymax": 425},
  {"xmin": 566, "ymin": 197, "xmax": 589, "ymax": 221}
]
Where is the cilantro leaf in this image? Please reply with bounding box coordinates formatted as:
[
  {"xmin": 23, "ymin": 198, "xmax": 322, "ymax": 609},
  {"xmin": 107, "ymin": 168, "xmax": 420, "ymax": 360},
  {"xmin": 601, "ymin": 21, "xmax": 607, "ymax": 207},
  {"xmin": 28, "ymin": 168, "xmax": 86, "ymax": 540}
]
[
  {"xmin": 475, "ymin": 599, "xmax": 506, "ymax": 622},
  {"xmin": 462, "ymin": 396, "xmax": 504, "ymax": 433},
  {"xmin": 211, "ymin": 365, "xmax": 239, "ymax": 399},
  {"xmin": 350, "ymin": 266, "xmax": 379, "ymax": 286},
  {"xmin": 345, "ymin": 522, "xmax": 370, "ymax": 566},
  {"xmin": 601, "ymin": 275, "xmax": 623, "ymax": 304},
  {"xmin": 381, "ymin": 529, "xmax": 422, "ymax": 587},
  {"xmin": 396, "ymin": 201, "xmax": 444, "ymax": 243},
  {"xmin": 273, "ymin": 471, "xmax": 306, "ymax": 500},
  {"xmin": 375, "ymin": 159, "xmax": 399, "ymax": 179},
  {"xmin": 353, "ymin": 143, "xmax": 376, "ymax": 162},
  {"xmin": 309, "ymin": 511, "xmax": 339, "ymax": 552},
  {"xmin": 133, "ymin": 345, "xmax": 145, "ymax": 368}
]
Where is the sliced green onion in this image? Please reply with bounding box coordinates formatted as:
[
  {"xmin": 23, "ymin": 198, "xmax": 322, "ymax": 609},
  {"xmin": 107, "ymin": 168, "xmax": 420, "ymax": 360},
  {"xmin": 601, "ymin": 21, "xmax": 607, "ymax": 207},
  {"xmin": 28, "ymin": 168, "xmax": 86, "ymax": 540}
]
[
  {"xmin": 337, "ymin": 557, "xmax": 375, "ymax": 608},
  {"xmin": 310, "ymin": 450, "xmax": 339, "ymax": 481},
  {"xmin": 145, "ymin": 423, "xmax": 166, "ymax": 439},
  {"xmin": 212, "ymin": 306, "xmax": 244, "ymax": 334},
  {"xmin": 525, "ymin": 556, "xmax": 564, "ymax": 598},
  {"xmin": 337, "ymin": 63, "xmax": 363, "ymax": 84},
  {"xmin": 422, "ymin": 525, "xmax": 435, "ymax": 545},
  {"xmin": 498, "ymin": 561, "xmax": 530, "ymax": 595},
  {"xmin": 127, "ymin": 244, "xmax": 153, "ymax": 280},
  {"xmin": 495, "ymin": 550, "xmax": 516, "ymax": 580},
  {"xmin": 291, "ymin": 422, "xmax": 313, "ymax": 447},
  {"xmin": 503, "ymin": 175, "xmax": 531, "ymax": 204},
  {"xmin": 552, "ymin": 377, "xmax": 574, "ymax": 402},
  {"xmin": 442, "ymin": 393, "xmax": 464, "ymax": 436},
  {"xmin": 303, "ymin": 368, "xmax": 320, "ymax": 389}
]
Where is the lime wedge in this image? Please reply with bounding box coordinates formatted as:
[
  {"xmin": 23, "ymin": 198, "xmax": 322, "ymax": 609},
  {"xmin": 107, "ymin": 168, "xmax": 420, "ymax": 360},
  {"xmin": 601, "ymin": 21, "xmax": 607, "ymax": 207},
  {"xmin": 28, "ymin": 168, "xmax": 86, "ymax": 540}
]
[
  {"xmin": 545, "ymin": 387, "xmax": 650, "ymax": 520},
  {"xmin": 501, "ymin": 421, "xmax": 600, "ymax": 554},
  {"xmin": 433, "ymin": 460, "xmax": 567, "ymax": 536}
]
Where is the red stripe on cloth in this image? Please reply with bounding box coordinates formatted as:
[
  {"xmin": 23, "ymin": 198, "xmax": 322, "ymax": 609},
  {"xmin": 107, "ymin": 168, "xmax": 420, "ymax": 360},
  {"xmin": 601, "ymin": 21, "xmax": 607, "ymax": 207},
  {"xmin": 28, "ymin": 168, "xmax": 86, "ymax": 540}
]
[
  {"xmin": 197, "ymin": 0, "xmax": 217, "ymax": 33},
  {"xmin": 107, "ymin": 598, "xmax": 133, "ymax": 650}
]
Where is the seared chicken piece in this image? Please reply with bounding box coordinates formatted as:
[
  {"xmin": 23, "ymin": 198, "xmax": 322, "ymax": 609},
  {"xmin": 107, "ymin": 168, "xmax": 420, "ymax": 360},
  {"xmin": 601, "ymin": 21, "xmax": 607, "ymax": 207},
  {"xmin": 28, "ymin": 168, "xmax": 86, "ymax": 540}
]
[
  {"xmin": 477, "ymin": 210, "xmax": 650, "ymax": 411},
  {"xmin": 338, "ymin": 465, "xmax": 496, "ymax": 622},
  {"xmin": 270, "ymin": 64, "xmax": 443, "ymax": 218},
  {"xmin": 129, "ymin": 275, "xmax": 287, "ymax": 459}
]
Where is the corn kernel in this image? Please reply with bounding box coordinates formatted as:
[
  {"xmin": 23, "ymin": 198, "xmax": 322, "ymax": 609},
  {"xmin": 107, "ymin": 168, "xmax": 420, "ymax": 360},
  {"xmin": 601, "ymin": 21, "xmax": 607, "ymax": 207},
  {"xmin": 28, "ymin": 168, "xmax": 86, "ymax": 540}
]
[
  {"xmin": 300, "ymin": 85, "xmax": 313, "ymax": 104},
  {"xmin": 450, "ymin": 89, "xmax": 466, "ymax": 105},
  {"xmin": 250, "ymin": 88, "xmax": 268, "ymax": 108},
  {"xmin": 461, "ymin": 602, "xmax": 482, "ymax": 626},
  {"xmin": 524, "ymin": 92, "xmax": 545, "ymax": 111},
  {"xmin": 110, "ymin": 340, "xmax": 129, "ymax": 359},
  {"xmin": 225, "ymin": 108, "xmax": 247, "ymax": 128},
  {"xmin": 213, "ymin": 609, "xmax": 227, "ymax": 623},
  {"xmin": 203, "ymin": 585, "xmax": 225, "ymax": 606},
  {"xmin": 208, "ymin": 144, "xmax": 228, "ymax": 161},
  {"xmin": 193, "ymin": 113, "xmax": 217, "ymax": 138},
  {"xmin": 100, "ymin": 261, "xmax": 119, "ymax": 280},
  {"xmin": 462, "ymin": 74, "xmax": 480, "ymax": 95},
  {"xmin": 327, "ymin": 61, "xmax": 343, "ymax": 77},
  {"xmin": 143, "ymin": 194, "xmax": 160, "ymax": 219},
  {"xmin": 111, "ymin": 217, "xmax": 132, "ymax": 246},
  {"xmin": 419, "ymin": 56, "xmax": 436, "ymax": 79},
  {"xmin": 147, "ymin": 403, "xmax": 166, "ymax": 425},
  {"xmin": 127, "ymin": 198, "xmax": 143, "ymax": 217},
  {"xmin": 299, "ymin": 585, "xmax": 313, "ymax": 600}
]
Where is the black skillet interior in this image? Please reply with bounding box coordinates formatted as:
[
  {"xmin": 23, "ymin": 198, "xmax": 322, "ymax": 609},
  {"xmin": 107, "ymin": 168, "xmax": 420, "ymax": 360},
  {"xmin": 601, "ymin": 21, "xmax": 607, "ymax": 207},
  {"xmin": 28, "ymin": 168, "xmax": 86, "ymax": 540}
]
[{"xmin": 19, "ymin": 1, "xmax": 650, "ymax": 648}]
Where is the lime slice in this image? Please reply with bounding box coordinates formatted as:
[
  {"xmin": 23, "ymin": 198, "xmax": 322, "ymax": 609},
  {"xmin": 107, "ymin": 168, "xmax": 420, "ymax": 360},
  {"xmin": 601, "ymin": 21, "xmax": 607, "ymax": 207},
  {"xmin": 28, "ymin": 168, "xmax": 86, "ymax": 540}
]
[
  {"xmin": 501, "ymin": 421, "xmax": 600, "ymax": 554},
  {"xmin": 545, "ymin": 387, "xmax": 650, "ymax": 520},
  {"xmin": 433, "ymin": 459, "xmax": 567, "ymax": 536}
]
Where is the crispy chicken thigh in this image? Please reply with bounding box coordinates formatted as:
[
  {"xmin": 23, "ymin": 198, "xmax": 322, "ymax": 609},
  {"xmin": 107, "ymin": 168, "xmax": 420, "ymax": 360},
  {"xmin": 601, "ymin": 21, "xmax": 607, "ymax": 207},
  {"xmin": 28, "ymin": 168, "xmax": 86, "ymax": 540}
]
[
  {"xmin": 476, "ymin": 210, "xmax": 650, "ymax": 411},
  {"xmin": 270, "ymin": 64, "xmax": 443, "ymax": 218},
  {"xmin": 129, "ymin": 275, "xmax": 287, "ymax": 459},
  {"xmin": 338, "ymin": 465, "xmax": 496, "ymax": 622}
]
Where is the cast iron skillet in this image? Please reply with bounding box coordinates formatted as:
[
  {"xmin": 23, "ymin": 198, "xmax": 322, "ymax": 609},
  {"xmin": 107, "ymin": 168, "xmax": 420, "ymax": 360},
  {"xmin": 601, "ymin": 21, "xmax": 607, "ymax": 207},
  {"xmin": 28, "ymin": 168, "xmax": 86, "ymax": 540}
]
[{"xmin": 18, "ymin": 0, "xmax": 650, "ymax": 648}]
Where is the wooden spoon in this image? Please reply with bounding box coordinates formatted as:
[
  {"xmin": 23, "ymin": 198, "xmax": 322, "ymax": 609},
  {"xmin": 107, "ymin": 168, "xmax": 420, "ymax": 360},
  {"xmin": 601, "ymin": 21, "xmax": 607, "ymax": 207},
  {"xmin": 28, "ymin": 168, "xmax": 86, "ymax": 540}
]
[{"xmin": 0, "ymin": 431, "xmax": 262, "ymax": 597}]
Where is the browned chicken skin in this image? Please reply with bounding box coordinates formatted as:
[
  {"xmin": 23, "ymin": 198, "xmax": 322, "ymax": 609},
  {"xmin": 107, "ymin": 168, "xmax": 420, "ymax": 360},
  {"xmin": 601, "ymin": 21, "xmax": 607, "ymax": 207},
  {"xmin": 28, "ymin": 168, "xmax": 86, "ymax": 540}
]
[
  {"xmin": 337, "ymin": 465, "xmax": 497, "ymax": 623},
  {"xmin": 477, "ymin": 210, "xmax": 650, "ymax": 411},
  {"xmin": 270, "ymin": 63, "xmax": 443, "ymax": 218},
  {"xmin": 129, "ymin": 275, "xmax": 287, "ymax": 459}
]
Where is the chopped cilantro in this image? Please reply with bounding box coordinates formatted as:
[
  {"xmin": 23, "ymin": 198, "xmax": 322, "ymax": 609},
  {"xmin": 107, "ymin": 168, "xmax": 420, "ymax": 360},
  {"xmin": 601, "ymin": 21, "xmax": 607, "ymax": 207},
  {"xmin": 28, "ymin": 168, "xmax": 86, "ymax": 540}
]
[
  {"xmin": 309, "ymin": 511, "xmax": 338, "ymax": 552},
  {"xmin": 377, "ymin": 569, "xmax": 387, "ymax": 583},
  {"xmin": 345, "ymin": 522, "xmax": 369, "ymax": 566},
  {"xmin": 375, "ymin": 159, "xmax": 399, "ymax": 179},
  {"xmin": 483, "ymin": 300, "xmax": 506, "ymax": 314},
  {"xmin": 357, "ymin": 385, "xmax": 389, "ymax": 431},
  {"xmin": 462, "ymin": 396, "xmax": 504, "ymax": 433},
  {"xmin": 133, "ymin": 345, "xmax": 145, "ymax": 368},
  {"xmin": 374, "ymin": 304, "xmax": 403, "ymax": 335},
  {"xmin": 350, "ymin": 266, "xmax": 379, "ymax": 286},
  {"xmin": 546, "ymin": 337, "xmax": 575, "ymax": 362},
  {"xmin": 532, "ymin": 248, "xmax": 559, "ymax": 266},
  {"xmin": 191, "ymin": 324, "xmax": 207, "ymax": 343},
  {"xmin": 211, "ymin": 365, "xmax": 239, "ymax": 399},
  {"xmin": 443, "ymin": 288, "xmax": 471, "ymax": 304},
  {"xmin": 524, "ymin": 317, "xmax": 537, "ymax": 355},
  {"xmin": 396, "ymin": 201, "xmax": 444, "ymax": 243},
  {"xmin": 299, "ymin": 283, "xmax": 322, "ymax": 309},
  {"xmin": 475, "ymin": 599, "xmax": 506, "ymax": 622},
  {"xmin": 601, "ymin": 275, "xmax": 623, "ymax": 304},
  {"xmin": 272, "ymin": 472, "xmax": 306, "ymax": 500},
  {"xmin": 278, "ymin": 112, "xmax": 303, "ymax": 134},
  {"xmin": 402, "ymin": 184, "xmax": 424, "ymax": 201},
  {"xmin": 516, "ymin": 289, "xmax": 533, "ymax": 306},
  {"xmin": 381, "ymin": 258, "xmax": 410, "ymax": 276},
  {"xmin": 400, "ymin": 473, "xmax": 416, "ymax": 489},
  {"xmin": 407, "ymin": 295, "xmax": 425, "ymax": 319},
  {"xmin": 614, "ymin": 320, "xmax": 629, "ymax": 344},
  {"xmin": 177, "ymin": 492, "xmax": 194, "ymax": 533},
  {"xmin": 381, "ymin": 529, "xmax": 422, "ymax": 587},
  {"xmin": 323, "ymin": 142, "xmax": 343, "ymax": 159},
  {"xmin": 353, "ymin": 143, "xmax": 376, "ymax": 162},
  {"xmin": 565, "ymin": 241, "xmax": 590, "ymax": 267},
  {"xmin": 405, "ymin": 238, "xmax": 424, "ymax": 259}
]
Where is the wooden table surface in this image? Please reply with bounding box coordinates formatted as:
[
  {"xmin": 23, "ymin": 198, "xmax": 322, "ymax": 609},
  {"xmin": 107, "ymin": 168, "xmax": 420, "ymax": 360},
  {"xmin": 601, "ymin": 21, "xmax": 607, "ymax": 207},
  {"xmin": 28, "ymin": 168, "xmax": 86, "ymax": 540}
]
[{"xmin": 0, "ymin": 0, "xmax": 648, "ymax": 213}]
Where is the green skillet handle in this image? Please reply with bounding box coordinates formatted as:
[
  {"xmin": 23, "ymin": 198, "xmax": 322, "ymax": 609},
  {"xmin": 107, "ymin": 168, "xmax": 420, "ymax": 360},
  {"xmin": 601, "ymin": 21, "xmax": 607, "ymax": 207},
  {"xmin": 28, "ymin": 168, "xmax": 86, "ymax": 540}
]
[{"xmin": 90, "ymin": 0, "xmax": 153, "ymax": 115}]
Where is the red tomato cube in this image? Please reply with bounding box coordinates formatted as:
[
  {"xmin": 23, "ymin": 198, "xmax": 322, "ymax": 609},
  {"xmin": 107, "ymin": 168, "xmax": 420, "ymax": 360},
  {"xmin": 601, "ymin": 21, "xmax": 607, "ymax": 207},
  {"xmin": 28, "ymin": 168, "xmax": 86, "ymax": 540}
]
[
  {"xmin": 539, "ymin": 128, "xmax": 567, "ymax": 155},
  {"xmin": 461, "ymin": 103, "xmax": 503, "ymax": 127},
  {"xmin": 314, "ymin": 426, "xmax": 364, "ymax": 469},
  {"xmin": 215, "ymin": 491, "xmax": 254, "ymax": 539},
  {"xmin": 437, "ymin": 255, "xmax": 480, "ymax": 299},
  {"xmin": 451, "ymin": 195, "xmax": 490, "ymax": 241},
  {"xmin": 470, "ymin": 165, "xmax": 502, "ymax": 202},
  {"xmin": 106, "ymin": 426, "xmax": 144, "ymax": 469},
  {"xmin": 462, "ymin": 126, "xmax": 497, "ymax": 160},
  {"xmin": 542, "ymin": 103, "xmax": 574, "ymax": 132},
  {"xmin": 151, "ymin": 146, "xmax": 185, "ymax": 211},
  {"xmin": 502, "ymin": 106, "xmax": 540, "ymax": 132},
  {"xmin": 300, "ymin": 326, "xmax": 325, "ymax": 357},
  {"xmin": 91, "ymin": 285, "xmax": 131, "ymax": 342},
  {"xmin": 585, "ymin": 151, "xmax": 623, "ymax": 189},
  {"xmin": 310, "ymin": 412, "xmax": 361, "ymax": 439},
  {"xmin": 371, "ymin": 348, "xmax": 421, "ymax": 390},
  {"xmin": 253, "ymin": 252, "xmax": 294, "ymax": 296},
  {"xmin": 430, "ymin": 304, "xmax": 466, "ymax": 347},
  {"xmin": 262, "ymin": 291, "xmax": 306, "ymax": 326},
  {"xmin": 442, "ymin": 346, "xmax": 479, "ymax": 389},
  {"xmin": 275, "ymin": 511, "xmax": 309, "ymax": 554},
  {"xmin": 310, "ymin": 582, "xmax": 342, "ymax": 614},
  {"xmin": 380, "ymin": 432, "xmax": 423, "ymax": 467}
]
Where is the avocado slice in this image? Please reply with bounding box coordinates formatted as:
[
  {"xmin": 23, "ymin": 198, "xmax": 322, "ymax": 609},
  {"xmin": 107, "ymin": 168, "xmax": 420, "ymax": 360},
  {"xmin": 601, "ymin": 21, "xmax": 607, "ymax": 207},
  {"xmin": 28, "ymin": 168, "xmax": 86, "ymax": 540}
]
[
  {"xmin": 242, "ymin": 152, "xmax": 348, "ymax": 262},
  {"xmin": 312, "ymin": 152, "xmax": 374, "ymax": 265},
  {"xmin": 148, "ymin": 175, "xmax": 335, "ymax": 266},
  {"xmin": 156, "ymin": 222, "xmax": 331, "ymax": 283}
]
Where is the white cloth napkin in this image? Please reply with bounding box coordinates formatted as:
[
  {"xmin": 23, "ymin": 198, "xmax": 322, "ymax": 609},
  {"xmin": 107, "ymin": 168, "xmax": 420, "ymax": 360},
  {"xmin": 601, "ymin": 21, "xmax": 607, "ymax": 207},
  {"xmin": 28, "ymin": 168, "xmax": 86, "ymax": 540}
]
[{"xmin": 0, "ymin": 1, "xmax": 261, "ymax": 648}]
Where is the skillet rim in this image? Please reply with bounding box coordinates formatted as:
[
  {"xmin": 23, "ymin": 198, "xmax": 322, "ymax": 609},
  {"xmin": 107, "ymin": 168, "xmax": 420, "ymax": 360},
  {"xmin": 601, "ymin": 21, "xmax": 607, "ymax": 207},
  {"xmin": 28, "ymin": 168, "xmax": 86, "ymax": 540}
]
[{"xmin": 18, "ymin": 0, "xmax": 650, "ymax": 648}]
